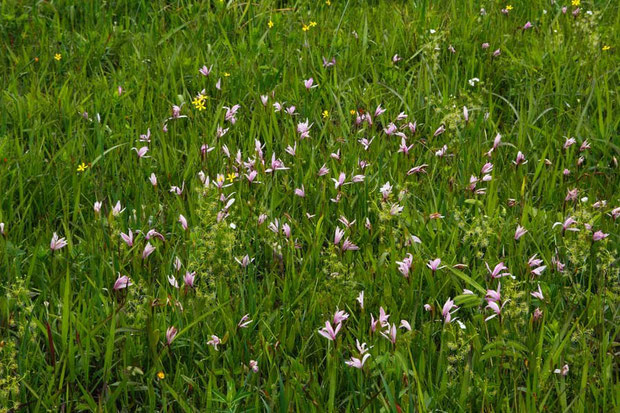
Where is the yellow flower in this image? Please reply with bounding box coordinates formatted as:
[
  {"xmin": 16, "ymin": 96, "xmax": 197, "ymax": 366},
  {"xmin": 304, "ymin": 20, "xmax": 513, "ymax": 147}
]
[
  {"xmin": 349, "ymin": 109, "xmax": 356, "ymax": 115},
  {"xmin": 223, "ymin": 72, "xmax": 230, "ymax": 77},
  {"xmin": 192, "ymin": 95, "xmax": 207, "ymax": 111},
  {"xmin": 309, "ymin": 21, "xmax": 317, "ymax": 27},
  {"xmin": 302, "ymin": 24, "xmax": 310, "ymax": 32},
  {"xmin": 602, "ymin": 45, "xmax": 611, "ymax": 51},
  {"xmin": 157, "ymin": 371, "xmax": 165, "ymax": 379},
  {"xmin": 77, "ymin": 162, "xmax": 88, "ymax": 172},
  {"xmin": 226, "ymin": 173, "xmax": 236, "ymax": 183},
  {"xmin": 326, "ymin": 0, "xmax": 331, "ymax": 5},
  {"xmin": 268, "ymin": 20, "xmax": 274, "ymax": 28},
  {"xmin": 571, "ymin": 0, "xmax": 580, "ymax": 6},
  {"xmin": 506, "ymin": 5, "xmax": 513, "ymax": 10},
  {"xmin": 54, "ymin": 53, "xmax": 62, "ymax": 61},
  {"xmin": 322, "ymin": 110, "xmax": 329, "ymax": 119}
]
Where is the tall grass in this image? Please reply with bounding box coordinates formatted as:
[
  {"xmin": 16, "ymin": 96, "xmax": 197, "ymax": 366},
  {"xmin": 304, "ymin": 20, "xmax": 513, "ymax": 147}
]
[{"xmin": 0, "ymin": 0, "xmax": 618, "ymax": 411}]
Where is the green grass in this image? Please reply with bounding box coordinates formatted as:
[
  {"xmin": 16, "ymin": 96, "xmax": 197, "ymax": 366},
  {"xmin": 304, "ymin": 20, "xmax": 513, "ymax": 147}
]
[{"xmin": 0, "ymin": 0, "xmax": 618, "ymax": 411}]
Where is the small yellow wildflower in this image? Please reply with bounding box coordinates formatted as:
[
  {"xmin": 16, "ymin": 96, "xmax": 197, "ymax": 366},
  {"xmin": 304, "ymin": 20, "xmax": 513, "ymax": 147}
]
[
  {"xmin": 326, "ymin": 0, "xmax": 331, "ymax": 5},
  {"xmin": 309, "ymin": 21, "xmax": 317, "ymax": 27},
  {"xmin": 54, "ymin": 53, "xmax": 62, "ymax": 61},
  {"xmin": 157, "ymin": 371, "xmax": 165, "ymax": 379},
  {"xmin": 322, "ymin": 110, "xmax": 329, "ymax": 119},
  {"xmin": 571, "ymin": 0, "xmax": 580, "ymax": 6},
  {"xmin": 77, "ymin": 162, "xmax": 88, "ymax": 172},
  {"xmin": 268, "ymin": 20, "xmax": 274, "ymax": 28},
  {"xmin": 192, "ymin": 95, "xmax": 206, "ymax": 111},
  {"xmin": 602, "ymin": 45, "xmax": 610, "ymax": 51},
  {"xmin": 349, "ymin": 109, "xmax": 356, "ymax": 115},
  {"xmin": 505, "ymin": 5, "xmax": 513, "ymax": 10},
  {"xmin": 302, "ymin": 24, "xmax": 310, "ymax": 32},
  {"xmin": 223, "ymin": 72, "xmax": 230, "ymax": 77},
  {"xmin": 226, "ymin": 173, "xmax": 237, "ymax": 183}
]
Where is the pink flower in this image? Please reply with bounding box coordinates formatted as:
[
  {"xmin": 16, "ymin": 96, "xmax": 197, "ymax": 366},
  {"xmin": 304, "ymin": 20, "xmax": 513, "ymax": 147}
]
[
  {"xmin": 427, "ymin": 258, "xmax": 445, "ymax": 273},
  {"xmin": 398, "ymin": 138, "xmax": 414, "ymax": 155},
  {"xmin": 333, "ymin": 310, "xmax": 349, "ymax": 325},
  {"xmin": 399, "ymin": 320, "xmax": 412, "ymax": 331},
  {"xmin": 554, "ymin": 364, "xmax": 569, "ymax": 376},
  {"xmin": 531, "ymin": 284, "xmax": 544, "ymax": 301},
  {"xmin": 407, "ymin": 164, "xmax": 428, "ymax": 175},
  {"xmin": 50, "ymin": 232, "xmax": 68, "ymax": 251},
  {"xmin": 238, "ymin": 314, "xmax": 253, "ymax": 328},
  {"xmin": 303, "ymin": 78, "xmax": 317, "ymax": 90},
  {"xmin": 533, "ymin": 307, "xmax": 543, "ymax": 320},
  {"xmin": 139, "ymin": 129, "xmax": 151, "ymax": 142},
  {"xmin": 334, "ymin": 227, "xmax": 345, "ymax": 245},
  {"xmin": 523, "ymin": 21, "xmax": 533, "ymax": 30},
  {"xmin": 265, "ymin": 153, "xmax": 289, "ymax": 173},
  {"xmin": 145, "ymin": 229, "xmax": 165, "ymax": 241},
  {"xmin": 345, "ymin": 353, "xmax": 371, "ymax": 369},
  {"xmin": 513, "ymin": 151, "xmax": 527, "ymax": 166},
  {"xmin": 442, "ymin": 298, "xmax": 458, "ymax": 323},
  {"xmin": 463, "ymin": 106, "xmax": 469, "ymax": 122},
  {"xmin": 199, "ymin": 65, "xmax": 212, "ymax": 76},
  {"xmin": 113, "ymin": 274, "xmax": 132, "ymax": 291},
  {"xmin": 167, "ymin": 275, "xmax": 179, "ymax": 288},
  {"xmin": 178, "ymin": 214, "xmax": 188, "ymax": 231},
  {"xmin": 332, "ymin": 172, "xmax": 346, "ymax": 189},
  {"xmin": 120, "ymin": 229, "xmax": 134, "ymax": 247},
  {"xmin": 528, "ymin": 254, "xmax": 544, "ymax": 268},
  {"xmin": 553, "ymin": 216, "xmax": 579, "ymax": 234},
  {"xmin": 424, "ymin": 304, "xmax": 432, "ymax": 312},
  {"xmin": 485, "ymin": 300, "xmax": 508, "ymax": 322},
  {"xmin": 149, "ymin": 173, "xmax": 158, "ymax": 186},
  {"xmin": 592, "ymin": 231, "xmax": 608, "ymax": 242},
  {"xmin": 493, "ymin": 48, "xmax": 501, "ymax": 57},
  {"xmin": 166, "ymin": 326, "xmax": 178, "ymax": 345},
  {"xmin": 93, "ymin": 201, "xmax": 102, "ymax": 214},
  {"xmin": 0, "ymin": 222, "xmax": 4, "ymax": 236},
  {"xmin": 282, "ymin": 223, "xmax": 291, "ymax": 239},
  {"xmin": 183, "ymin": 271, "xmax": 196, "ymax": 288},
  {"xmin": 322, "ymin": 56, "xmax": 336, "ymax": 67},
  {"xmin": 485, "ymin": 282, "xmax": 501, "ymax": 303},
  {"xmin": 381, "ymin": 323, "xmax": 397, "ymax": 345},
  {"xmin": 374, "ymin": 104, "xmax": 386, "ymax": 117},
  {"xmin": 433, "ymin": 125, "xmax": 446, "ymax": 137},
  {"xmin": 235, "ymin": 255, "xmax": 253, "ymax": 268},
  {"xmin": 378, "ymin": 307, "xmax": 390, "ymax": 327},
  {"xmin": 142, "ymin": 242, "xmax": 155, "ymax": 259},
  {"xmin": 514, "ymin": 225, "xmax": 528, "ymax": 240},
  {"xmin": 294, "ymin": 186, "xmax": 306, "ymax": 197},
  {"xmin": 132, "ymin": 146, "xmax": 149, "ymax": 158},
  {"xmin": 396, "ymin": 253, "xmax": 414, "ymax": 278},
  {"xmin": 341, "ymin": 238, "xmax": 359, "ymax": 251},
  {"xmin": 223, "ymin": 104, "xmax": 241, "ymax": 124},
  {"xmin": 481, "ymin": 43, "xmax": 490, "ymax": 49},
  {"xmin": 207, "ymin": 335, "xmax": 221, "ymax": 350},
  {"xmin": 356, "ymin": 291, "xmax": 364, "ymax": 309},
  {"xmin": 297, "ymin": 119, "xmax": 313, "ymax": 139},
  {"xmin": 318, "ymin": 320, "xmax": 341, "ymax": 341},
  {"xmin": 485, "ymin": 261, "xmax": 512, "ymax": 279},
  {"xmin": 249, "ymin": 360, "xmax": 259, "ymax": 373}
]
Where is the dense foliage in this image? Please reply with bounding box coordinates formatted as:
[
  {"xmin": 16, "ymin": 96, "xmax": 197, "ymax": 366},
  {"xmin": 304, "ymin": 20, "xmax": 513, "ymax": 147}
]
[{"xmin": 0, "ymin": 0, "xmax": 618, "ymax": 411}]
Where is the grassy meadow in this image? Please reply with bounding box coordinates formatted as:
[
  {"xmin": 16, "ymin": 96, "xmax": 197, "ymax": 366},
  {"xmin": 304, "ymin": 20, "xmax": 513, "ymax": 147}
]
[{"xmin": 0, "ymin": 0, "xmax": 619, "ymax": 411}]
